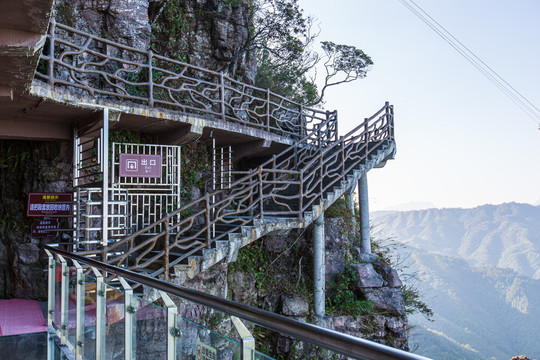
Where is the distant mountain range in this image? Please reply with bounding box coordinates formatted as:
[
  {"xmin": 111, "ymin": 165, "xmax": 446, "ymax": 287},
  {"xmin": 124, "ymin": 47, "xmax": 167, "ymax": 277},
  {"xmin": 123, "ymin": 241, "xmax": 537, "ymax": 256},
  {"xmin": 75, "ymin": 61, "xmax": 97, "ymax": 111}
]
[
  {"xmin": 373, "ymin": 203, "xmax": 540, "ymax": 359},
  {"xmin": 374, "ymin": 202, "xmax": 540, "ymax": 279}
]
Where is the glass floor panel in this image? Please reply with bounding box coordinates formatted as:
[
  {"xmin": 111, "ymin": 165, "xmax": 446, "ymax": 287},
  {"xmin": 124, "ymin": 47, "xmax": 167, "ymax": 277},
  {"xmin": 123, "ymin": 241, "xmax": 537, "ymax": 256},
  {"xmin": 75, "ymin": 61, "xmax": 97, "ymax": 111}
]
[{"xmin": 0, "ymin": 332, "xmax": 48, "ymax": 360}]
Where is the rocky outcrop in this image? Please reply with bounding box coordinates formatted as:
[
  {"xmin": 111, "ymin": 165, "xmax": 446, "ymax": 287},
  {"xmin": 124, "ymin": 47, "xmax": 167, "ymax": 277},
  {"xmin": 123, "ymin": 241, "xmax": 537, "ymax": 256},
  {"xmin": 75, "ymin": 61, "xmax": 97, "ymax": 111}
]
[
  {"xmin": 175, "ymin": 217, "xmax": 410, "ymax": 358},
  {"xmin": 150, "ymin": 0, "xmax": 257, "ymax": 83},
  {"xmin": 54, "ymin": 0, "xmax": 151, "ymax": 51},
  {"xmin": 52, "ymin": 0, "xmax": 257, "ymax": 84}
]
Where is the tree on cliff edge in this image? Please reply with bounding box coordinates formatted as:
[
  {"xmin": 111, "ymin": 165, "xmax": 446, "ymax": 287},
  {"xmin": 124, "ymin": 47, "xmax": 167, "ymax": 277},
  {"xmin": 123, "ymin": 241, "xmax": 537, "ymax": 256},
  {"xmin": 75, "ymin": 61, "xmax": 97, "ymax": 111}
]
[{"xmin": 250, "ymin": 0, "xmax": 373, "ymax": 105}]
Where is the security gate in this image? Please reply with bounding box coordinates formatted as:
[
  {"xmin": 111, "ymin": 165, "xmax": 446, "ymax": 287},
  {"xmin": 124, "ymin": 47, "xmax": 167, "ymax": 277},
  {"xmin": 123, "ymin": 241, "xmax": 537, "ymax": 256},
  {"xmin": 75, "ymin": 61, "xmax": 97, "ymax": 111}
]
[
  {"xmin": 111, "ymin": 142, "xmax": 181, "ymax": 234},
  {"xmin": 213, "ymin": 143, "xmax": 232, "ymax": 191},
  {"xmin": 73, "ymin": 109, "xmax": 181, "ymax": 251}
]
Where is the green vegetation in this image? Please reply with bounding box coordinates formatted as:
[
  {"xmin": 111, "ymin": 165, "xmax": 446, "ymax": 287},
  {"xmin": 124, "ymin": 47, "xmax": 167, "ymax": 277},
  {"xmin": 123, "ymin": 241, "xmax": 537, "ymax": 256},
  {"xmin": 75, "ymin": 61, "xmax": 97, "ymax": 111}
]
[
  {"xmin": 0, "ymin": 211, "xmax": 30, "ymax": 233},
  {"xmin": 401, "ymin": 284, "xmax": 433, "ymax": 319},
  {"xmin": 251, "ymin": 0, "xmax": 373, "ymax": 105},
  {"xmin": 324, "ymin": 196, "xmax": 351, "ymax": 218},
  {"xmin": 149, "ymin": 0, "xmax": 190, "ymax": 62},
  {"xmin": 55, "ymin": 2, "xmax": 74, "ymax": 27},
  {"xmin": 229, "ymin": 233, "xmax": 313, "ymax": 302},
  {"xmin": 0, "ymin": 149, "xmax": 30, "ymax": 172},
  {"xmin": 180, "ymin": 143, "xmax": 211, "ymax": 200},
  {"xmin": 148, "ymin": 0, "xmax": 373, "ymax": 105},
  {"xmin": 326, "ymin": 264, "xmax": 374, "ymax": 316},
  {"xmin": 110, "ymin": 129, "xmax": 147, "ymax": 145}
]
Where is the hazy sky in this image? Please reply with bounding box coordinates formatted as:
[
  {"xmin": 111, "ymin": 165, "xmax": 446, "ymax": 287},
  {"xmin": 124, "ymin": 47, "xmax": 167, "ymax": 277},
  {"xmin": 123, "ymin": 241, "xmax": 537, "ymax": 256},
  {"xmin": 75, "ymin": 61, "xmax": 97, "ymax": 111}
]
[{"xmin": 298, "ymin": 0, "xmax": 540, "ymax": 211}]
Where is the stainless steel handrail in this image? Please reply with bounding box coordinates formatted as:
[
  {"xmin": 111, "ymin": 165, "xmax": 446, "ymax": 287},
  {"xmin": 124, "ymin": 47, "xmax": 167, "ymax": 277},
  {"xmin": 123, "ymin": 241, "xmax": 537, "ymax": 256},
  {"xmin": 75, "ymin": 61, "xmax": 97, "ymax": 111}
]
[{"xmin": 44, "ymin": 244, "xmax": 430, "ymax": 360}]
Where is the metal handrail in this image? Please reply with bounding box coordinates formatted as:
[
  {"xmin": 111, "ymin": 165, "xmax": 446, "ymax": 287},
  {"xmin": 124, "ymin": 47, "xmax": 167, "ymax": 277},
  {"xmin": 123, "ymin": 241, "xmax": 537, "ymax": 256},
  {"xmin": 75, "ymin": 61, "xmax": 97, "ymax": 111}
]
[
  {"xmin": 35, "ymin": 18, "xmax": 331, "ymax": 140},
  {"xmin": 44, "ymin": 244, "xmax": 429, "ymax": 360}
]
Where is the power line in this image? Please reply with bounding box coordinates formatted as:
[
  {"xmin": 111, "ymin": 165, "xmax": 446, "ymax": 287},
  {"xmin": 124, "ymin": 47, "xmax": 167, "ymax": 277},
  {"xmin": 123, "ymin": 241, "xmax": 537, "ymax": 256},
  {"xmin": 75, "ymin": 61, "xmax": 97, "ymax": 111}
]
[
  {"xmin": 398, "ymin": 0, "xmax": 540, "ymax": 126},
  {"xmin": 398, "ymin": 0, "xmax": 540, "ymax": 123}
]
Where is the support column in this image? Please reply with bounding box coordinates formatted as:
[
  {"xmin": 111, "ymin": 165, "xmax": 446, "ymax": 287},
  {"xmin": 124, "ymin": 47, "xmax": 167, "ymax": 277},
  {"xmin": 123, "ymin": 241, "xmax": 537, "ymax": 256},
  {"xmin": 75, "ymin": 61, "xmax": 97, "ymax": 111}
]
[
  {"xmin": 344, "ymin": 191, "xmax": 356, "ymax": 233},
  {"xmin": 358, "ymin": 174, "xmax": 371, "ymax": 253},
  {"xmin": 101, "ymin": 109, "xmax": 109, "ymax": 247},
  {"xmin": 313, "ymin": 210, "xmax": 325, "ymax": 321}
]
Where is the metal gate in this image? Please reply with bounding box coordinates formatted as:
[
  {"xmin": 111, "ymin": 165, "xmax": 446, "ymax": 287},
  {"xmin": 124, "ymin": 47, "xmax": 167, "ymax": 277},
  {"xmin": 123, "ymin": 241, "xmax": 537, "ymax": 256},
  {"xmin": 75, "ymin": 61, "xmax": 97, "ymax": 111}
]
[
  {"xmin": 111, "ymin": 142, "xmax": 181, "ymax": 235},
  {"xmin": 73, "ymin": 109, "xmax": 181, "ymax": 251},
  {"xmin": 73, "ymin": 115, "xmax": 131, "ymax": 250},
  {"xmin": 213, "ymin": 142, "xmax": 232, "ymax": 191}
]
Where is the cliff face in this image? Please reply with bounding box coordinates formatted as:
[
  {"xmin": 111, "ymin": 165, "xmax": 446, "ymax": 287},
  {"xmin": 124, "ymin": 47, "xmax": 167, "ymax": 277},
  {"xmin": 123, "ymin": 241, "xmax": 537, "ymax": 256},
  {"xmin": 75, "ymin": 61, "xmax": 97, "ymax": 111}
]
[
  {"xmin": 150, "ymin": 0, "xmax": 257, "ymax": 83},
  {"xmin": 53, "ymin": 0, "xmax": 257, "ymax": 83},
  {"xmin": 54, "ymin": 0, "xmax": 151, "ymax": 51},
  {"xmin": 0, "ymin": 140, "xmax": 72, "ymax": 299}
]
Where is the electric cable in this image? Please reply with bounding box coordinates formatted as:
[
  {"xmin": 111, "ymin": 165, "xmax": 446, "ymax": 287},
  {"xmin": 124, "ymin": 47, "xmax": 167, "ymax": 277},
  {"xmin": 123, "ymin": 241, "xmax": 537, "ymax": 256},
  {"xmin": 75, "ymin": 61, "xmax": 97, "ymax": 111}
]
[{"xmin": 398, "ymin": 0, "xmax": 540, "ymax": 125}]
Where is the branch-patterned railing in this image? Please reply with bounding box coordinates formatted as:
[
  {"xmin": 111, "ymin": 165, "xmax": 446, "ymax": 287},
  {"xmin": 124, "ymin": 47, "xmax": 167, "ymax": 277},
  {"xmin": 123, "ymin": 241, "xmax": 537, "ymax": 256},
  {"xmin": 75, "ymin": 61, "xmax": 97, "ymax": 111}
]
[
  {"xmin": 35, "ymin": 18, "xmax": 330, "ymax": 140},
  {"xmin": 77, "ymin": 103, "xmax": 394, "ymax": 280}
]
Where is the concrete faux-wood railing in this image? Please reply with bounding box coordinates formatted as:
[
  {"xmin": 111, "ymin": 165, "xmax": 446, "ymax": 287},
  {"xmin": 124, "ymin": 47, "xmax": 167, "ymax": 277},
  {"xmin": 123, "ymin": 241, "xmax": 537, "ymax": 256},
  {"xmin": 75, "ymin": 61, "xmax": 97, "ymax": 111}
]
[
  {"xmin": 75, "ymin": 103, "xmax": 394, "ymax": 284},
  {"xmin": 34, "ymin": 18, "xmax": 329, "ymax": 140}
]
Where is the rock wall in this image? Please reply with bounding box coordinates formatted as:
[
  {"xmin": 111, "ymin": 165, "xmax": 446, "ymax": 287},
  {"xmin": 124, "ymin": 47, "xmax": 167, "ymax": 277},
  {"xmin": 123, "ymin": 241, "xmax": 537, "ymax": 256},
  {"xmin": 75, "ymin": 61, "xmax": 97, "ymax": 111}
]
[
  {"xmin": 53, "ymin": 0, "xmax": 257, "ymax": 83},
  {"xmin": 149, "ymin": 0, "xmax": 257, "ymax": 83},
  {"xmin": 54, "ymin": 0, "xmax": 151, "ymax": 51},
  {"xmin": 0, "ymin": 140, "xmax": 72, "ymax": 299}
]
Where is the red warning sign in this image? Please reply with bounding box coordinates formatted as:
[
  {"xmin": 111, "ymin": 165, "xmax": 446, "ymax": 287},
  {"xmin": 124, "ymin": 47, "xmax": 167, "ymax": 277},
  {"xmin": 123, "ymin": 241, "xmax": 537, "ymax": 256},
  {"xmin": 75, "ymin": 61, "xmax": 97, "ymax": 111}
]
[{"xmin": 27, "ymin": 193, "xmax": 73, "ymax": 217}]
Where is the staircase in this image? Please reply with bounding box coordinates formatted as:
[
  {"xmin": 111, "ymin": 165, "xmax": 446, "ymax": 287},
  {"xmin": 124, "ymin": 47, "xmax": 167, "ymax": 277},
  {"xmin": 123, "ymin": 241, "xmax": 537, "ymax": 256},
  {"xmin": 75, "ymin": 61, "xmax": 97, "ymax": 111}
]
[{"xmin": 77, "ymin": 103, "xmax": 395, "ymax": 288}]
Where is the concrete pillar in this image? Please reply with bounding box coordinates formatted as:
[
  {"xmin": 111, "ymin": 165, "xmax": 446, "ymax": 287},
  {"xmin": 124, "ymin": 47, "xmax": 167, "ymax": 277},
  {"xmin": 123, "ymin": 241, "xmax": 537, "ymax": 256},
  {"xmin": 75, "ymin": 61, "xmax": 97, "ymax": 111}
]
[
  {"xmin": 313, "ymin": 211, "xmax": 325, "ymax": 321},
  {"xmin": 344, "ymin": 191, "xmax": 356, "ymax": 232},
  {"xmin": 358, "ymin": 174, "xmax": 371, "ymax": 253}
]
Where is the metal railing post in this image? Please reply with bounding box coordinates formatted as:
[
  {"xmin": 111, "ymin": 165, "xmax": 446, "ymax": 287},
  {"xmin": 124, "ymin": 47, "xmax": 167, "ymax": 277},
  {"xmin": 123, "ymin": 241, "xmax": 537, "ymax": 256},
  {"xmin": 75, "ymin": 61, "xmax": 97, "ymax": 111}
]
[
  {"xmin": 119, "ymin": 277, "xmax": 135, "ymax": 360},
  {"xmin": 164, "ymin": 216, "xmax": 170, "ymax": 281},
  {"xmin": 387, "ymin": 103, "xmax": 394, "ymax": 140},
  {"xmin": 298, "ymin": 172, "xmax": 303, "ymax": 219},
  {"xmin": 47, "ymin": 328, "xmax": 56, "ymax": 360},
  {"xmin": 364, "ymin": 117, "xmax": 369, "ymax": 155},
  {"xmin": 231, "ymin": 316, "xmax": 255, "ymax": 360},
  {"xmin": 318, "ymin": 152, "xmax": 324, "ymax": 197},
  {"xmin": 57, "ymin": 254, "xmax": 69, "ymax": 345},
  {"xmin": 334, "ymin": 111, "xmax": 339, "ymax": 141},
  {"xmin": 73, "ymin": 260, "xmax": 85, "ymax": 360},
  {"xmin": 258, "ymin": 169, "xmax": 264, "ymax": 220},
  {"xmin": 45, "ymin": 249, "xmax": 55, "ymax": 327},
  {"xmin": 159, "ymin": 291, "xmax": 179, "ymax": 360},
  {"xmin": 340, "ymin": 136, "xmax": 345, "ymax": 177},
  {"xmin": 205, "ymin": 195, "xmax": 211, "ymax": 247},
  {"xmin": 299, "ymin": 104, "xmax": 305, "ymax": 137},
  {"xmin": 91, "ymin": 267, "xmax": 106, "ymax": 360},
  {"xmin": 102, "ymin": 109, "xmax": 109, "ymax": 248}
]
